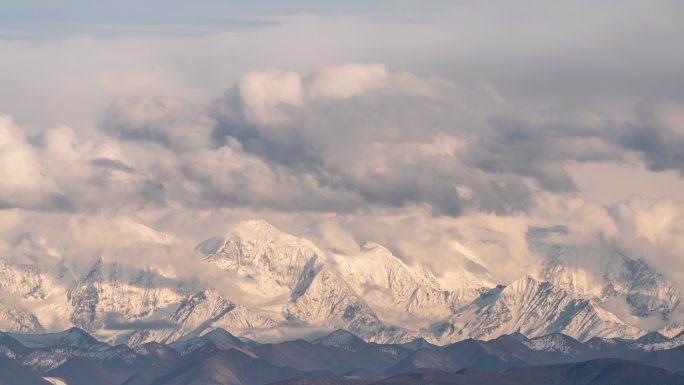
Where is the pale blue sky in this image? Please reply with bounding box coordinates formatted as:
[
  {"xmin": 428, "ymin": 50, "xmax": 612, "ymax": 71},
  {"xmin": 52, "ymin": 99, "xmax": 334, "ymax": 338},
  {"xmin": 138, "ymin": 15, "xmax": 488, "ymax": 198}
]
[{"xmin": 0, "ymin": 0, "xmax": 457, "ymax": 39}]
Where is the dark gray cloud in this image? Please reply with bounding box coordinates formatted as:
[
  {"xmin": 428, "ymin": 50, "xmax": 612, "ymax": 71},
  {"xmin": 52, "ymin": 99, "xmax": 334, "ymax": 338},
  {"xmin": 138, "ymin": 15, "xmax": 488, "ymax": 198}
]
[
  {"xmin": 618, "ymin": 124, "xmax": 684, "ymax": 174},
  {"xmin": 464, "ymin": 115, "xmax": 623, "ymax": 193},
  {"xmin": 206, "ymin": 67, "xmax": 628, "ymax": 215},
  {"xmin": 99, "ymin": 97, "xmax": 214, "ymax": 152},
  {"xmin": 4, "ymin": 64, "xmax": 682, "ymax": 220}
]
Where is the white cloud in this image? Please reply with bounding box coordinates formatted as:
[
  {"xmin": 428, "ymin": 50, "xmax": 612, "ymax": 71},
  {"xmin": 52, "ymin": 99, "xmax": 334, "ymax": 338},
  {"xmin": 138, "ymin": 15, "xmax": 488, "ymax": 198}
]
[
  {"xmin": 306, "ymin": 63, "xmax": 388, "ymax": 99},
  {"xmin": 0, "ymin": 115, "xmax": 58, "ymax": 208},
  {"xmin": 238, "ymin": 70, "xmax": 305, "ymax": 125},
  {"xmin": 0, "ymin": 54, "xmax": 684, "ymax": 293}
]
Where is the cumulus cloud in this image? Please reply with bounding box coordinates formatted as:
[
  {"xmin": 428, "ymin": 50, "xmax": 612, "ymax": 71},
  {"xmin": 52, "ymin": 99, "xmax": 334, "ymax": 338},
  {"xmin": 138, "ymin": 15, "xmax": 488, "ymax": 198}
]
[
  {"xmin": 616, "ymin": 101, "xmax": 684, "ymax": 176},
  {"xmin": 1, "ymin": 59, "xmax": 684, "ymax": 289},
  {"xmin": 306, "ymin": 63, "xmax": 388, "ymax": 99},
  {"xmin": 207, "ymin": 64, "xmax": 635, "ymax": 215},
  {"xmin": 1, "ymin": 63, "xmax": 678, "ymax": 221},
  {"xmin": 100, "ymin": 97, "xmax": 215, "ymax": 151},
  {"xmin": 0, "ymin": 115, "xmax": 60, "ymax": 209},
  {"xmin": 237, "ymin": 70, "xmax": 305, "ymax": 125}
]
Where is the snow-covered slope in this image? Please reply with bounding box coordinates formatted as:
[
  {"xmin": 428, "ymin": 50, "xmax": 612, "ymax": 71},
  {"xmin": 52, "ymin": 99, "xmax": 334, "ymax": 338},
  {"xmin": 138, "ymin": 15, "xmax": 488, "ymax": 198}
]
[
  {"xmin": 197, "ymin": 220, "xmax": 324, "ymax": 300},
  {"xmin": 5, "ymin": 327, "xmax": 109, "ymax": 350},
  {"xmin": 0, "ymin": 304, "xmax": 44, "ymax": 333},
  {"xmin": 529, "ymin": 226, "xmax": 680, "ymax": 319},
  {"xmin": 0, "ymin": 259, "xmax": 65, "ymax": 301},
  {"xmin": 0, "ymin": 246, "xmax": 71, "ymax": 333},
  {"xmin": 196, "ymin": 220, "xmax": 417, "ymax": 343},
  {"xmin": 67, "ymin": 257, "xmax": 191, "ymax": 331},
  {"xmin": 129, "ymin": 289, "xmax": 277, "ymax": 345},
  {"xmin": 425, "ymin": 275, "xmax": 645, "ymax": 344},
  {"xmin": 0, "ymin": 219, "xmax": 683, "ymax": 348},
  {"xmin": 333, "ymin": 242, "xmax": 488, "ymax": 326}
]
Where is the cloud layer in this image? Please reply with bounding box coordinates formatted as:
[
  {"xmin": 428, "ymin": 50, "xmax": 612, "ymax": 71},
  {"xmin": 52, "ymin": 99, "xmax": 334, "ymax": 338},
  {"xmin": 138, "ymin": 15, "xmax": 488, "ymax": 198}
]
[
  {"xmin": 1, "ymin": 1, "xmax": 684, "ymax": 291},
  {"xmin": 0, "ymin": 61, "xmax": 683, "ymax": 288}
]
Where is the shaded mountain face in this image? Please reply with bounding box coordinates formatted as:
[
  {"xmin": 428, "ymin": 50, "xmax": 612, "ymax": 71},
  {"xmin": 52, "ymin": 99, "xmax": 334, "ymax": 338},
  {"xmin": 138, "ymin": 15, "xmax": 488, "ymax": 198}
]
[
  {"xmin": 3, "ymin": 328, "xmax": 684, "ymax": 385},
  {"xmin": 269, "ymin": 368, "xmax": 527, "ymax": 385},
  {"xmin": 45, "ymin": 357, "xmax": 137, "ymax": 385},
  {"xmin": 121, "ymin": 345, "xmax": 336, "ymax": 385},
  {"xmin": 0, "ymin": 220, "xmax": 683, "ymax": 349},
  {"xmin": 505, "ymin": 359, "xmax": 684, "ymax": 385},
  {"xmin": 273, "ymin": 363, "xmax": 684, "ymax": 385},
  {"xmin": 254, "ymin": 338, "xmax": 414, "ymax": 375},
  {"xmin": 371, "ymin": 368, "xmax": 528, "ymax": 385},
  {"xmin": 387, "ymin": 335, "xmax": 552, "ymax": 375},
  {"xmin": 0, "ymin": 354, "xmax": 51, "ymax": 385},
  {"xmin": 639, "ymin": 344, "xmax": 684, "ymax": 372},
  {"xmin": 290, "ymin": 368, "xmax": 526, "ymax": 385}
]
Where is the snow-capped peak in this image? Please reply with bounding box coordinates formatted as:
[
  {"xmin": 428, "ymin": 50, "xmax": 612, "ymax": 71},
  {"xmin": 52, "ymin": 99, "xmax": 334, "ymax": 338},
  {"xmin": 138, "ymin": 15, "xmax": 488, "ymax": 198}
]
[{"xmin": 529, "ymin": 226, "xmax": 680, "ymax": 319}]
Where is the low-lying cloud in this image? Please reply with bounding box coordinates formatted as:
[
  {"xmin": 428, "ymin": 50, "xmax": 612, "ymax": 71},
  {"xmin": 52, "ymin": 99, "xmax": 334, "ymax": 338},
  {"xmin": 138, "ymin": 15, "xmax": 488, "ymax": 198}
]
[{"xmin": 103, "ymin": 313, "xmax": 179, "ymax": 331}]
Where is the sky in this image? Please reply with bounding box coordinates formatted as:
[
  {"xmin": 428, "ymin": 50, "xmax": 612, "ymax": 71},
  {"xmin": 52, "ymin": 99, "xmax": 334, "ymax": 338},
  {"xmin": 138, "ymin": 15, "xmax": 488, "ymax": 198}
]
[{"xmin": 1, "ymin": 0, "xmax": 684, "ymax": 290}]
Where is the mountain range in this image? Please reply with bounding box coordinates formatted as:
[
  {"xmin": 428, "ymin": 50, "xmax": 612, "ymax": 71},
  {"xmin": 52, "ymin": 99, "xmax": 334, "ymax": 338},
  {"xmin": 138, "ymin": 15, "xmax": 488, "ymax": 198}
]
[
  {"xmin": 0, "ymin": 219, "xmax": 682, "ymax": 349},
  {"xmin": 2, "ymin": 327, "xmax": 684, "ymax": 385}
]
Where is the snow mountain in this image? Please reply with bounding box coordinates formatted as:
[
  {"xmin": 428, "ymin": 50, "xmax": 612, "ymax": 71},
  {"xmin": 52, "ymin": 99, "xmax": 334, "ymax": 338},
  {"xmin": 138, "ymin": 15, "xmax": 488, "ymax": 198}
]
[
  {"xmin": 332, "ymin": 242, "xmax": 489, "ymax": 326},
  {"xmin": 129, "ymin": 289, "xmax": 278, "ymax": 346},
  {"xmin": 529, "ymin": 226, "xmax": 680, "ymax": 319},
  {"xmin": 425, "ymin": 274, "xmax": 645, "ymax": 344},
  {"xmin": 196, "ymin": 220, "xmax": 422, "ymax": 343},
  {"xmin": 0, "ymin": 305, "xmax": 43, "ymax": 333},
  {"xmin": 0, "ymin": 220, "xmax": 682, "ymax": 347},
  {"xmin": 67, "ymin": 257, "xmax": 195, "ymax": 335}
]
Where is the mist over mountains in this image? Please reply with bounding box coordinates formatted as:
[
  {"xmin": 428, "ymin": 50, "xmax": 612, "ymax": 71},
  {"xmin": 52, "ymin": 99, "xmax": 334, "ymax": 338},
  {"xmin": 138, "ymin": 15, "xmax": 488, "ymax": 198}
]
[
  {"xmin": 2, "ymin": 218, "xmax": 683, "ymax": 385},
  {"xmin": 0, "ymin": 219, "xmax": 682, "ymax": 349},
  {"xmin": 2, "ymin": 1, "xmax": 684, "ymax": 384}
]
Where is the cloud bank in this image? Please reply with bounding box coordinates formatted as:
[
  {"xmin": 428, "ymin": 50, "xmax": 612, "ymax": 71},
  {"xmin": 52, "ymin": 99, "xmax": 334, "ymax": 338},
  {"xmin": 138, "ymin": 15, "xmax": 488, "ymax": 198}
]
[
  {"xmin": 0, "ymin": 61, "xmax": 682, "ymax": 289},
  {"xmin": 1, "ymin": 0, "xmax": 683, "ymax": 293}
]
